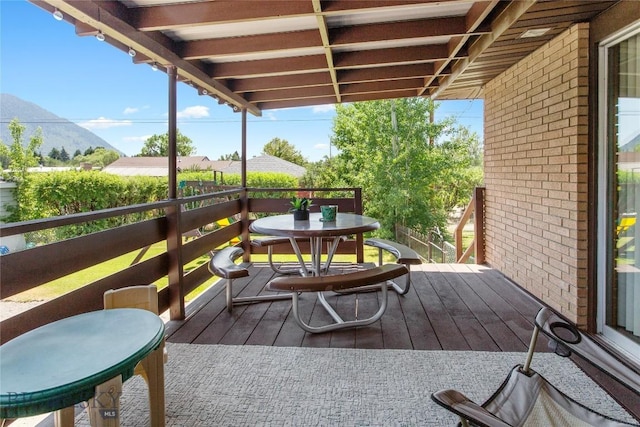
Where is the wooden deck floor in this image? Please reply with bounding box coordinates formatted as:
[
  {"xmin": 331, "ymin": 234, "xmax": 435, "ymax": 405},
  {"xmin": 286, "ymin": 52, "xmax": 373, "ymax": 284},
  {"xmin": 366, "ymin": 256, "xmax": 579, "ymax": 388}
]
[
  {"xmin": 165, "ymin": 262, "xmax": 640, "ymax": 421},
  {"xmin": 166, "ymin": 263, "xmax": 544, "ymax": 351}
]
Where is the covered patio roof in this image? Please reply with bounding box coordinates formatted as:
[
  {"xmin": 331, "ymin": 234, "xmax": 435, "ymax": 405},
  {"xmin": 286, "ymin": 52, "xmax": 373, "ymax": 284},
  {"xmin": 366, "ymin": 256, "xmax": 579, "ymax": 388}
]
[{"xmin": 31, "ymin": 0, "xmax": 616, "ymax": 116}]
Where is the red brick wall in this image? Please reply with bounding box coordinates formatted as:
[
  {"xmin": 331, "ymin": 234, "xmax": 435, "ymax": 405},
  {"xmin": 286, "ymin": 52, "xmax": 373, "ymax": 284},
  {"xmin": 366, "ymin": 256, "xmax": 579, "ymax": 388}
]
[{"xmin": 483, "ymin": 24, "xmax": 589, "ymax": 325}]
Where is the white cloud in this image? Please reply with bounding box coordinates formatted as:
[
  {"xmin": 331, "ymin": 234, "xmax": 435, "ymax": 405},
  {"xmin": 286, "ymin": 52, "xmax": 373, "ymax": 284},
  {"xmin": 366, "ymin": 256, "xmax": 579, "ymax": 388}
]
[
  {"xmin": 314, "ymin": 143, "xmax": 329, "ymax": 149},
  {"xmin": 312, "ymin": 104, "xmax": 335, "ymax": 113},
  {"xmin": 123, "ymin": 105, "xmax": 150, "ymax": 115},
  {"xmin": 264, "ymin": 111, "xmax": 277, "ymax": 121},
  {"xmin": 77, "ymin": 117, "xmax": 132, "ymax": 130},
  {"xmin": 177, "ymin": 105, "xmax": 210, "ymax": 119},
  {"xmin": 123, "ymin": 135, "xmax": 152, "ymax": 142}
]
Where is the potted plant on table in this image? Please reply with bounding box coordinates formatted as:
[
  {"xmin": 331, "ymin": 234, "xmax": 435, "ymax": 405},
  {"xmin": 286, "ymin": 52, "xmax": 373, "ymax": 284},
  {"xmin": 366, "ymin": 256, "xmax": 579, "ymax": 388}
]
[{"xmin": 290, "ymin": 197, "xmax": 312, "ymax": 220}]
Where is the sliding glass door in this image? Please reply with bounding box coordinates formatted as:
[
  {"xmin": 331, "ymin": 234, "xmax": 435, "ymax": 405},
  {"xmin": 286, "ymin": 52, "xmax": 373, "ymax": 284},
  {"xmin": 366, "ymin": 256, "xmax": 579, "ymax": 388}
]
[{"xmin": 598, "ymin": 25, "xmax": 640, "ymax": 360}]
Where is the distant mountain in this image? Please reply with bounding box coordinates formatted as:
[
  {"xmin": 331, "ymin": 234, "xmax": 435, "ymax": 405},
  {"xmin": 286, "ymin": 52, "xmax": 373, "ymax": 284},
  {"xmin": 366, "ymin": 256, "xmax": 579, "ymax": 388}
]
[
  {"xmin": 0, "ymin": 93, "xmax": 121, "ymax": 156},
  {"xmin": 620, "ymin": 131, "xmax": 640, "ymax": 152}
]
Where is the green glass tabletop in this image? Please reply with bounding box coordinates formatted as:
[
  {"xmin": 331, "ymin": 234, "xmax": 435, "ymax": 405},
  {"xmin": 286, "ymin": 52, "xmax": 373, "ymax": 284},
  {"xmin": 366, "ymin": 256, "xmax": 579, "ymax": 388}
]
[{"xmin": 0, "ymin": 308, "xmax": 165, "ymax": 418}]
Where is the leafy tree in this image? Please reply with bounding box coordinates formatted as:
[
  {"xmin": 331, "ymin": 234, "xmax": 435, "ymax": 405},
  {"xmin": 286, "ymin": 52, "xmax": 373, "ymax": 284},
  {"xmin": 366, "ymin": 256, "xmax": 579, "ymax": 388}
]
[
  {"xmin": 447, "ymin": 126, "xmax": 483, "ymax": 167},
  {"xmin": 48, "ymin": 147, "xmax": 61, "ymax": 160},
  {"xmin": 300, "ymin": 156, "xmax": 351, "ymax": 189},
  {"xmin": 262, "ymin": 137, "xmax": 306, "ymax": 166},
  {"xmin": 0, "ymin": 118, "xmax": 43, "ymax": 180},
  {"xmin": 0, "ymin": 150, "xmax": 8, "ymax": 170},
  {"xmin": 330, "ymin": 98, "xmax": 481, "ymax": 238},
  {"xmin": 139, "ymin": 129, "xmax": 195, "ymax": 157},
  {"xmin": 59, "ymin": 147, "xmax": 70, "ymax": 162},
  {"xmin": 73, "ymin": 149, "xmax": 82, "ymax": 158},
  {"xmin": 0, "ymin": 118, "xmax": 43, "ymax": 221},
  {"xmin": 84, "ymin": 146, "xmax": 95, "ymax": 156},
  {"xmin": 218, "ymin": 151, "xmax": 241, "ymax": 161},
  {"xmin": 436, "ymin": 125, "xmax": 484, "ymax": 211},
  {"xmin": 72, "ymin": 148, "xmax": 120, "ymax": 168}
]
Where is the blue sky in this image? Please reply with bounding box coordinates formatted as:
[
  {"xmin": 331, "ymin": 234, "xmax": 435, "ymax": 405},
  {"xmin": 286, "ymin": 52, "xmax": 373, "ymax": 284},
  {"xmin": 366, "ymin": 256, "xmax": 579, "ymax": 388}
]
[{"xmin": 0, "ymin": 1, "xmax": 483, "ymax": 162}]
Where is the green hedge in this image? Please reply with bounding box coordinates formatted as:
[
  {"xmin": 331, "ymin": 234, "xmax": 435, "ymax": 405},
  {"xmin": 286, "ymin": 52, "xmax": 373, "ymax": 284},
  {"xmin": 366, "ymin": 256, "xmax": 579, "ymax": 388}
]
[
  {"xmin": 222, "ymin": 171, "xmax": 298, "ymax": 188},
  {"xmin": 8, "ymin": 170, "xmax": 300, "ymax": 242},
  {"xmin": 30, "ymin": 171, "xmax": 166, "ymax": 217},
  {"xmin": 20, "ymin": 172, "xmax": 167, "ymax": 240}
]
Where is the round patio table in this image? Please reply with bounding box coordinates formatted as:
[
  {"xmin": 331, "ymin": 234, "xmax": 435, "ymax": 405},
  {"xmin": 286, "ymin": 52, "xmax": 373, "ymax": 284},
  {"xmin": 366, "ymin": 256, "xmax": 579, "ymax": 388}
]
[
  {"xmin": 0, "ymin": 308, "xmax": 165, "ymax": 425},
  {"xmin": 250, "ymin": 212, "xmax": 380, "ymax": 276}
]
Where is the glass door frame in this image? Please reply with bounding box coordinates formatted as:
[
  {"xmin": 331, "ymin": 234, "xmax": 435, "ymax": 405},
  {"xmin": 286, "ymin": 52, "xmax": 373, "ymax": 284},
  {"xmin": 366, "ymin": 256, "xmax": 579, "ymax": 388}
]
[{"xmin": 597, "ymin": 21, "xmax": 640, "ymax": 362}]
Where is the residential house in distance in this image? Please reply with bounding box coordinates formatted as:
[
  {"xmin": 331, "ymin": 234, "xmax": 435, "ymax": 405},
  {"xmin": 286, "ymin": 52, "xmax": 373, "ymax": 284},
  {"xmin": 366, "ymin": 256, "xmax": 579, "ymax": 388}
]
[
  {"xmin": 103, "ymin": 154, "xmax": 306, "ymax": 179},
  {"xmin": 103, "ymin": 156, "xmax": 225, "ymax": 177},
  {"xmin": 221, "ymin": 154, "xmax": 307, "ymax": 178}
]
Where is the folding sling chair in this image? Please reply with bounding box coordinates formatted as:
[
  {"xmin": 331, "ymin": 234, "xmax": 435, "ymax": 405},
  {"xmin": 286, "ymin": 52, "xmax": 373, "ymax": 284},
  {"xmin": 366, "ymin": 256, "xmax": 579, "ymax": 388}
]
[{"xmin": 431, "ymin": 307, "xmax": 640, "ymax": 427}]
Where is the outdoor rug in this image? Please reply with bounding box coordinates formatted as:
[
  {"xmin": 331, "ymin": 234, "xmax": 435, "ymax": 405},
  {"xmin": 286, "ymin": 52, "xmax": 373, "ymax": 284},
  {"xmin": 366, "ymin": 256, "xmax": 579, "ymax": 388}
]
[{"xmin": 74, "ymin": 343, "xmax": 636, "ymax": 426}]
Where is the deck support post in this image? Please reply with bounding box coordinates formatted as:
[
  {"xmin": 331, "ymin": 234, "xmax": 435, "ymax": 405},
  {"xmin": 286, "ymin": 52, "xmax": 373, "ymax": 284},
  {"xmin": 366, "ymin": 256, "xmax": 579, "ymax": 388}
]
[
  {"xmin": 166, "ymin": 65, "xmax": 185, "ymax": 320},
  {"xmin": 240, "ymin": 108, "xmax": 251, "ymax": 263}
]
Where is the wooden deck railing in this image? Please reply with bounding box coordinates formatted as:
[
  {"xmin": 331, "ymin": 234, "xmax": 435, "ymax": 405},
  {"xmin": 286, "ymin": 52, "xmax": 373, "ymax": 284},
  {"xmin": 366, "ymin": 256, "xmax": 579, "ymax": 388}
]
[
  {"xmin": 454, "ymin": 186, "xmax": 485, "ymax": 264},
  {"xmin": 0, "ymin": 187, "xmax": 363, "ymax": 344}
]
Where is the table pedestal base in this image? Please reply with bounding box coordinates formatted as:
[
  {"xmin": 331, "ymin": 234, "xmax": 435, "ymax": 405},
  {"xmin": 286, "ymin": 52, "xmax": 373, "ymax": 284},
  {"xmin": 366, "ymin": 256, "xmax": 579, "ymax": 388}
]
[{"xmin": 289, "ymin": 236, "xmax": 344, "ymax": 277}]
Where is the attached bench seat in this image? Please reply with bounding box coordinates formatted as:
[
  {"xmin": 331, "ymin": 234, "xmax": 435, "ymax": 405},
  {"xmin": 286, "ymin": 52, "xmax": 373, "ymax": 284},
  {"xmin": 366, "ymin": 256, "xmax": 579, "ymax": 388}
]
[
  {"xmin": 251, "ymin": 235, "xmax": 347, "ymax": 275},
  {"xmin": 208, "ymin": 246, "xmax": 292, "ymax": 313},
  {"xmin": 267, "ymin": 264, "xmax": 408, "ymax": 333},
  {"xmin": 364, "ymin": 238, "xmax": 422, "ymax": 295}
]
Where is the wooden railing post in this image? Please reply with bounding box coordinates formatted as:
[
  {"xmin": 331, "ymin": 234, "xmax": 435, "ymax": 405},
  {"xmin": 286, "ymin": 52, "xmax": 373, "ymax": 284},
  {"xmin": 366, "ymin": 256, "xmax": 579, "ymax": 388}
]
[
  {"xmin": 454, "ymin": 190, "xmax": 475, "ymax": 262},
  {"xmin": 166, "ymin": 65, "xmax": 185, "ymax": 320},
  {"xmin": 454, "ymin": 186, "xmax": 486, "ymax": 264},
  {"xmin": 241, "ymin": 187, "xmax": 251, "ymax": 263},
  {"xmin": 166, "ymin": 203, "xmax": 185, "ymax": 320},
  {"xmin": 354, "ymin": 187, "xmax": 364, "ymax": 263},
  {"xmin": 455, "ymin": 221, "xmax": 463, "ymax": 262},
  {"xmin": 474, "ymin": 187, "xmax": 486, "ymax": 264}
]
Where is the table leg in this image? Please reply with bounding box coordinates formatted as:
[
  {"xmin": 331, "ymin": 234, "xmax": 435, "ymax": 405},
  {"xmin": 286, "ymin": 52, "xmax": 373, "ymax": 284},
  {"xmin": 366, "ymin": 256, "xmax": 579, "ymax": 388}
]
[
  {"xmin": 88, "ymin": 375, "xmax": 122, "ymax": 427},
  {"xmin": 288, "ymin": 237, "xmax": 309, "ymax": 277},
  {"xmin": 289, "ymin": 236, "xmax": 345, "ymax": 277},
  {"xmin": 323, "ymin": 236, "xmax": 344, "ymax": 273},
  {"xmin": 54, "ymin": 406, "xmax": 75, "ymax": 427},
  {"xmin": 140, "ymin": 344, "xmax": 166, "ymax": 427},
  {"xmin": 312, "ymin": 237, "xmax": 322, "ymax": 276}
]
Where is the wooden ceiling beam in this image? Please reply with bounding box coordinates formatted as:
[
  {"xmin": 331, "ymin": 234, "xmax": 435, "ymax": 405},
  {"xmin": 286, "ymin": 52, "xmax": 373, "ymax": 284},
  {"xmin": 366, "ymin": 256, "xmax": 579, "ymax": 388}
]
[
  {"xmin": 419, "ymin": 0, "xmax": 497, "ymax": 96},
  {"xmin": 519, "ymin": 1, "xmax": 616, "ymax": 19},
  {"xmin": 257, "ymin": 96, "xmax": 338, "ymax": 110},
  {"xmin": 465, "ymin": 1, "xmax": 498, "ymax": 31},
  {"xmin": 245, "ymin": 85, "xmax": 336, "ymax": 103},
  {"xmin": 320, "ymin": 0, "xmax": 458, "ymax": 14},
  {"xmin": 179, "ymin": 30, "xmax": 322, "ymax": 60},
  {"xmin": 131, "ymin": 1, "xmax": 314, "ymax": 31},
  {"xmin": 339, "ymin": 63, "xmax": 434, "ymax": 83},
  {"xmin": 33, "ymin": 0, "xmax": 618, "ymax": 106},
  {"xmin": 231, "ymin": 72, "xmax": 333, "ymax": 93},
  {"xmin": 340, "ymin": 78, "xmax": 425, "ymax": 95},
  {"xmin": 334, "ymin": 44, "xmax": 454, "ymax": 68},
  {"xmin": 342, "ymin": 89, "xmax": 420, "ymax": 103},
  {"xmin": 74, "ymin": 21, "xmax": 99, "ymax": 37},
  {"xmin": 210, "ymin": 55, "xmax": 328, "ymax": 79},
  {"xmin": 419, "ymin": 36, "xmax": 467, "ymax": 89},
  {"xmin": 330, "ymin": 16, "xmax": 472, "ymax": 46},
  {"xmin": 313, "ymin": 0, "xmax": 341, "ymax": 102},
  {"xmin": 430, "ymin": 0, "xmax": 536, "ymax": 99}
]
